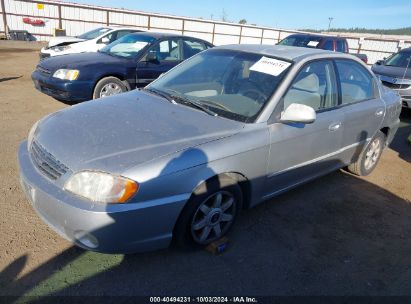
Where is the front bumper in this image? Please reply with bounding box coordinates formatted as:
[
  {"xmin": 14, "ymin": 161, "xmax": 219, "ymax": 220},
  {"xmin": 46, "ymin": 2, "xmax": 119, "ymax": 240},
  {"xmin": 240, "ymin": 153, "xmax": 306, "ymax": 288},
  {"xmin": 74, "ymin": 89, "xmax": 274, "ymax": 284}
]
[
  {"xmin": 377, "ymin": 75, "xmax": 411, "ymax": 108},
  {"xmin": 400, "ymin": 96, "xmax": 411, "ymax": 108},
  {"xmin": 18, "ymin": 141, "xmax": 189, "ymax": 253},
  {"xmin": 32, "ymin": 70, "xmax": 93, "ymax": 102}
]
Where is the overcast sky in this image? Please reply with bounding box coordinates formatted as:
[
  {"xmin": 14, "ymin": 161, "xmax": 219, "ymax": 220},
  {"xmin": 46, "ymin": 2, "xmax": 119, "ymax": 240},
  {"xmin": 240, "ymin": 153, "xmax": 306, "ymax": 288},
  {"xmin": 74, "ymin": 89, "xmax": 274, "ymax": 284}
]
[{"xmin": 62, "ymin": 0, "xmax": 411, "ymax": 30}]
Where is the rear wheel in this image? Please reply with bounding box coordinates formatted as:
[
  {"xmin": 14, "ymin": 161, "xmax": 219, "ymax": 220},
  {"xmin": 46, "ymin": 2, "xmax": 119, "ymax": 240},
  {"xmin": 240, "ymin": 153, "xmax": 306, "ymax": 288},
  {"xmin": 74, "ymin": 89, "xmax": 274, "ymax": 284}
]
[
  {"xmin": 347, "ymin": 131, "xmax": 385, "ymax": 176},
  {"xmin": 174, "ymin": 177, "xmax": 242, "ymax": 248},
  {"xmin": 93, "ymin": 77, "xmax": 127, "ymax": 99}
]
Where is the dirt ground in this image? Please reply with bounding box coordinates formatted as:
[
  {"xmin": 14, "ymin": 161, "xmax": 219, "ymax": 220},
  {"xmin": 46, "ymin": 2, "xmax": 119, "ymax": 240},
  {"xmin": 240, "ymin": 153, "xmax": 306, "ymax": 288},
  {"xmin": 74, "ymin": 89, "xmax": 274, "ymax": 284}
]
[{"xmin": 0, "ymin": 41, "xmax": 411, "ymax": 298}]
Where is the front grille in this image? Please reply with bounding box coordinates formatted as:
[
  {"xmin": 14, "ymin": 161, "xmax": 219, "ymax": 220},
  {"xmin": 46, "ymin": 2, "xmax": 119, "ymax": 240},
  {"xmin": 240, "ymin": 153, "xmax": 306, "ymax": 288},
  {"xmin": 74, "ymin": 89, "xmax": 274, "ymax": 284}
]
[
  {"xmin": 381, "ymin": 81, "xmax": 410, "ymax": 90},
  {"xmin": 30, "ymin": 141, "xmax": 68, "ymax": 180},
  {"xmin": 36, "ymin": 65, "xmax": 51, "ymax": 76}
]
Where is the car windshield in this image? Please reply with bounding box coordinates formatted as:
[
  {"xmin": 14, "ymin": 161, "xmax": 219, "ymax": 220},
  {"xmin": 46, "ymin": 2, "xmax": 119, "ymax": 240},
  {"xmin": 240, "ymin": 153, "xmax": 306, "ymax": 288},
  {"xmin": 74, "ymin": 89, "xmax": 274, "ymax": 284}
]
[
  {"xmin": 77, "ymin": 27, "xmax": 111, "ymax": 40},
  {"xmin": 147, "ymin": 49, "xmax": 292, "ymax": 123},
  {"xmin": 100, "ymin": 34, "xmax": 155, "ymax": 58},
  {"xmin": 278, "ymin": 35, "xmax": 322, "ymax": 48},
  {"xmin": 385, "ymin": 51, "xmax": 411, "ymax": 68}
]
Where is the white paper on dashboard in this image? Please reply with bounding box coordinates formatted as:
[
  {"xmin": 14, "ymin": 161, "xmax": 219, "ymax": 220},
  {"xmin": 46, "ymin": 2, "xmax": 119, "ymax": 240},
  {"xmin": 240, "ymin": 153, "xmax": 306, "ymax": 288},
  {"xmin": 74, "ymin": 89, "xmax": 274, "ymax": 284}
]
[
  {"xmin": 250, "ymin": 56, "xmax": 291, "ymax": 76},
  {"xmin": 307, "ymin": 41, "xmax": 319, "ymax": 47}
]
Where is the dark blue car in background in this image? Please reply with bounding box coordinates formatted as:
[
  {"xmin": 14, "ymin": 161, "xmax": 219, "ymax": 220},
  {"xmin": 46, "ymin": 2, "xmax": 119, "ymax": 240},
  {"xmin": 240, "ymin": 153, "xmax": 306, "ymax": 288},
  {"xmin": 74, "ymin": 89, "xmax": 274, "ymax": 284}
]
[{"xmin": 32, "ymin": 32, "xmax": 213, "ymax": 102}]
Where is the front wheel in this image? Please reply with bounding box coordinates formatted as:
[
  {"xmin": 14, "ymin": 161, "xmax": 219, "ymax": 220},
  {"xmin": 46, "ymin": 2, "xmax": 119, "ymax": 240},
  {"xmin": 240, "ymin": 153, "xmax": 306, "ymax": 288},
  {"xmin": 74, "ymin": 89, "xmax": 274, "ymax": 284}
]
[
  {"xmin": 347, "ymin": 131, "xmax": 385, "ymax": 176},
  {"xmin": 93, "ymin": 77, "xmax": 127, "ymax": 99},
  {"xmin": 174, "ymin": 177, "xmax": 242, "ymax": 248}
]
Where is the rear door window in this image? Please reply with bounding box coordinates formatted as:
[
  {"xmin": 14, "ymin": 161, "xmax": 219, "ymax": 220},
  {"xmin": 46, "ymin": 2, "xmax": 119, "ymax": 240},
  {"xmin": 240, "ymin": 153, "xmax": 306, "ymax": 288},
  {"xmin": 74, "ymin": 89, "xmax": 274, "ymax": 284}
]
[
  {"xmin": 335, "ymin": 59, "xmax": 376, "ymax": 104},
  {"xmin": 323, "ymin": 40, "xmax": 334, "ymax": 51},
  {"xmin": 182, "ymin": 39, "xmax": 208, "ymax": 59},
  {"xmin": 336, "ymin": 40, "xmax": 346, "ymax": 52}
]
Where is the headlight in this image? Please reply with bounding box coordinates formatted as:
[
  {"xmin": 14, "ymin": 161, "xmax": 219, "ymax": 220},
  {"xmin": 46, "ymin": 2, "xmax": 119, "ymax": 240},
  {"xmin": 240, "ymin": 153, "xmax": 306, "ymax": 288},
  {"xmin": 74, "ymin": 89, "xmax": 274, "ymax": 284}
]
[
  {"xmin": 64, "ymin": 171, "xmax": 139, "ymax": 203},
  {"xmin": 52, "ymin": 45, "xmax": 71, "ymax": 52},
  {"xmin": 27, "ymin": 120, "xmax": 40, "ymax": 150},
  {"xmin": 53, "ymin": 69, "xmax": 79, "ymax": 80}
]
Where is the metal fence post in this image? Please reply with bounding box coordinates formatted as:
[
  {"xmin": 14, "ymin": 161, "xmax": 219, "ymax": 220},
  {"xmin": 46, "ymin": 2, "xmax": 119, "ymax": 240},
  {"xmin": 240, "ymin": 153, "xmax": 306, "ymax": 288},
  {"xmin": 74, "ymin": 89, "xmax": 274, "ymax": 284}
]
[
  {"xmin": 106, "ymin": 10, "xmax": 109, "ymax": 26},
  {"xmin": 260, "ymin": 29, "xmax": 264, "ymax": 44},
  {"xmin": 212, "ymin": 23, "xmax": 215, "ymax": 44},
  {"xmin": 1, "ymin": 0, "xmax": 7, "ymax": 36},
  {"xmin": 58, "ymin": 4, "xmax": 62, "ymax": 29}
]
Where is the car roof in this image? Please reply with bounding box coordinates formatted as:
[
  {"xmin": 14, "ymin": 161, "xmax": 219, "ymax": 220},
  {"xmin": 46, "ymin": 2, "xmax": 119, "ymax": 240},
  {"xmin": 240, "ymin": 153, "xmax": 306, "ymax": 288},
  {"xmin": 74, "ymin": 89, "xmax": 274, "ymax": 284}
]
[
  {"xmin": 215, "ymin": 44, "xmax": 352, "ymax": 62},
  {"xmin": 107, "ymin": 26, "xmax": 143, "ymax": 31},
  {"xmin": 124, "ymin": 31, "xmax": 209, "ymax": 41},
  {"xmin": 284, "ymin": 33, "xmax": 344, "ymax": 40}
]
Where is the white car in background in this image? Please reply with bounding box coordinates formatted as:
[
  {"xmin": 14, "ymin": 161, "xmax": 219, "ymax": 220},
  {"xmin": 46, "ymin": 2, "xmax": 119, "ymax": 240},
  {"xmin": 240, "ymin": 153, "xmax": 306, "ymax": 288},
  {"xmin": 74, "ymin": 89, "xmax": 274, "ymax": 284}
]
[{"xmin": 40, "ymin": 26, "xmax": 143, "ymax": 59}]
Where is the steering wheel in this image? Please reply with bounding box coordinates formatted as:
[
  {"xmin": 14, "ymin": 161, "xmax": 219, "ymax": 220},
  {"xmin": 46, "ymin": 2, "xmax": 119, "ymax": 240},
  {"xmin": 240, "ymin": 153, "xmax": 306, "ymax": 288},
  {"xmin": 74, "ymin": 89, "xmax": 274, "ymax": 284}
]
[
  {"xmin": 237, "ymin": 80, "xmax": 268, "ymax": 104},
  {"xmin": 240, "ymin": 88, "xmax": 268, "ymax": 104}
]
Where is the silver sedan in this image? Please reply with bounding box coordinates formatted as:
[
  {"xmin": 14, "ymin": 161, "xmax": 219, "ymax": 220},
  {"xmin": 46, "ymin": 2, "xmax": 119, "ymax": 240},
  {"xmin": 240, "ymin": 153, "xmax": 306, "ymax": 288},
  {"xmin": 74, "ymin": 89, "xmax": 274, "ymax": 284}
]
[{"xmin": 18, "ymin": 45, "xmax": 401, "ymax": 253}]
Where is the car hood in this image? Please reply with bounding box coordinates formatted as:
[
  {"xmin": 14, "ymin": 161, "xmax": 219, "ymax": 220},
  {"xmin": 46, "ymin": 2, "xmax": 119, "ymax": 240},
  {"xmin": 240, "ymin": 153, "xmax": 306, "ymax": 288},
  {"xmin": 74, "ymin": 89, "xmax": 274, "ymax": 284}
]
[
  {"xmin": 34, "ymin": 90, "xmax": 244, "ymax": 174},
  {"xmin": 372, "ymin": 64, "xmax": 411, "ymax": 79},
  {"xmin": 37, "ymin": 52, "xmax": 126, "ymax": 71},
  {"xmin": 47, "ymin": 36, "xmax": 86, "ymax": 48}
]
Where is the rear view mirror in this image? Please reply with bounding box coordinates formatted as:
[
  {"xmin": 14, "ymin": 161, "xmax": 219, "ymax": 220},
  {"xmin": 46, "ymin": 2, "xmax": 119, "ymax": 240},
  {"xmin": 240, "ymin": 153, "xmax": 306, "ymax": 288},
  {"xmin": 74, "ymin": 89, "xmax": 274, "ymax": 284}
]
[
  {"xmin": 280, "ymin": 103, "xmax": 316, "ymax": 124},
  {"xmin": 375, "ymin": 60, "xmax": 384, "ymax": 65},
  {"xmin": 145, "ymin": 51, "xmax": 158, "ymax": 62},
  {"xmin": 100, "ymin": 37, "xmax": 110, "ymax": 44}
]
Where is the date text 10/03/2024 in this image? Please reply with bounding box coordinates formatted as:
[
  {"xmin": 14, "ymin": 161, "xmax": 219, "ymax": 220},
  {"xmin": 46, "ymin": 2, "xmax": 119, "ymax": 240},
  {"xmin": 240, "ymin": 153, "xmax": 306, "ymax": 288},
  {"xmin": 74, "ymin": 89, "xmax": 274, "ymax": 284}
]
[{"xmin": 149, "ymin": 297, "xmax": 258, "ymax": 303}]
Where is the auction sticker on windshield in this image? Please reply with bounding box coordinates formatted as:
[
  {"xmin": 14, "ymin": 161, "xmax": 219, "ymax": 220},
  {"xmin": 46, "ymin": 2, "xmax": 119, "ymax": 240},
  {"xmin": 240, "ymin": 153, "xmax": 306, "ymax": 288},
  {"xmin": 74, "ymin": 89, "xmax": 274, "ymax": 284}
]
[
  {"xmin": 307, "ymin": 41, "xmax": 319, "ymax": 47},
  {"xmin": 250, "ymin": 56, "xmax": 291, "ymax": 76}
]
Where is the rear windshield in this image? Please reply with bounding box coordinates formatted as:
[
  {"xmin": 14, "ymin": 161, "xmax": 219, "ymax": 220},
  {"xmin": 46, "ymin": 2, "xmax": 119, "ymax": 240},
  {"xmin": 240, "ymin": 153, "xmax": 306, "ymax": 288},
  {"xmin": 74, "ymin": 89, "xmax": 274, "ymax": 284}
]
[{"xmin": 278, "ymin": 35, "xmax": 322, "ymax": 48}]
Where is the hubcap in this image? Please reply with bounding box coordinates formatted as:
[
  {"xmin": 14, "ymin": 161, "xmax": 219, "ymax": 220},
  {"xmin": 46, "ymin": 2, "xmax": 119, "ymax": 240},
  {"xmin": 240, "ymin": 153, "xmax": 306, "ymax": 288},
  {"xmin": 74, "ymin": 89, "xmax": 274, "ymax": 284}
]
[
  {"xmin": 100, "ymin": 83, "xmax": 123, "ymax": 98},
  {"xmin": 364, "ymin": 138, "xmax": 382, "ymax": 170},
  {"xmin": 191, "ymin": 191, "xmax": 236, "ymax": 244}
]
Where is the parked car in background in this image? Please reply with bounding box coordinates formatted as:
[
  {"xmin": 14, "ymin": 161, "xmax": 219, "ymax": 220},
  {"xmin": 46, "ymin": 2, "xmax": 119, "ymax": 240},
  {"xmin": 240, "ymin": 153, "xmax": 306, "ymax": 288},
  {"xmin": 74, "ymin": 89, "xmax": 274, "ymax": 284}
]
[
  {"xmin": 40, "ymin": 26, "xmax": 143, "ymax": 59},
  {"xmin": 372, "ymin": 47, "xmax": 411, "ymax": 109},
  {"xmin": 278, "ymin": 33, "xmax": 368, "ymax": 63},
  {"xmin": 20, "ymin": 45, "xmax": 401, "ymax": 253},
  {"xmin": 32, "ymin": 32, "xmax": 213, "ymax": 102}
]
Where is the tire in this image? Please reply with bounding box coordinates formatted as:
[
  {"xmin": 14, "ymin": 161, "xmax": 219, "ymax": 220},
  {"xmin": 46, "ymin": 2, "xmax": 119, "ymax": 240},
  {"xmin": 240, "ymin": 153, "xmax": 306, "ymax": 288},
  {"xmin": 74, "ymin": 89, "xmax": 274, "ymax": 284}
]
[
  {"xmin": 93, "ymin": 76, "xmax": 127, "ymax": 99},
  {"xmin": 347, "ymin": 131, "xmax": 385, "ymax": 176},
  {"xmin": 174, "ymin": 177, "xmax": 243, "ymax": 249}
]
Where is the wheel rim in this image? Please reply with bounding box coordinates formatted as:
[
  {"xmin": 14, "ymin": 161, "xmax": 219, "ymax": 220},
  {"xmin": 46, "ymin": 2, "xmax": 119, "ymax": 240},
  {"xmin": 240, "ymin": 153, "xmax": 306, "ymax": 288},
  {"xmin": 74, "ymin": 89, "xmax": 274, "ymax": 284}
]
[
  {"xmin": 364, "ymin": 138, "xmax": 382, "ymax": 170},
  {"xmin": 191, "ymin": 191, "xmax": 236, "ymax": 245},
  {"xmin": 100, "ymin": 83, "xmax": 123, "ymax": 98}
]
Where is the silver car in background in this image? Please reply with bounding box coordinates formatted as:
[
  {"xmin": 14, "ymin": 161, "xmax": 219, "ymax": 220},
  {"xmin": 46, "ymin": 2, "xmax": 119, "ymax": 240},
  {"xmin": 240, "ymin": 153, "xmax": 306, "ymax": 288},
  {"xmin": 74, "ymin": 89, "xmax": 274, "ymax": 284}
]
[
  {"xmin": 18, "ymin": 45, "xmax": 401, "ymax": 253},
  {"xmin": 372, "ymin": 47, "xmax": 411, "ymax": 109}
]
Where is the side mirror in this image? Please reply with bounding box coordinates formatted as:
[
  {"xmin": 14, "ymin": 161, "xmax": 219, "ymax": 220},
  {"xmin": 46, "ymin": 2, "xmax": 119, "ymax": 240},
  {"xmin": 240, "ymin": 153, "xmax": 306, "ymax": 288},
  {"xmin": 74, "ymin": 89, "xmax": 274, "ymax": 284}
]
[
  {"xmin": 375, "ymin": 59, "xmax": 384, "ymax": 65},
  {"xmin": 280, "ymin": 103, "xmax": 316, "ymax": 124},
  {"xmin": 145, "ymin": 51, "xmax": 158, "ymax": 62},
  {"xmin": 100, "ymin": 37, "xmax": 110, "ymax": 44}
]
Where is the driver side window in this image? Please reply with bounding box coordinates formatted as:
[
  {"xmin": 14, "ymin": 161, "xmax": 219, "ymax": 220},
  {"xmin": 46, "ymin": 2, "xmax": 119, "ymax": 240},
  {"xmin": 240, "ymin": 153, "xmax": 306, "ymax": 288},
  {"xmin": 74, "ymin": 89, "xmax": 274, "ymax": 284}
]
[
  {"xmin": 150, "ymin": 39, "xmax": 182, "ymax": 61},
  {"xmin": 283, "ymin": 60, "xmax": 337, "ymax": 111}
]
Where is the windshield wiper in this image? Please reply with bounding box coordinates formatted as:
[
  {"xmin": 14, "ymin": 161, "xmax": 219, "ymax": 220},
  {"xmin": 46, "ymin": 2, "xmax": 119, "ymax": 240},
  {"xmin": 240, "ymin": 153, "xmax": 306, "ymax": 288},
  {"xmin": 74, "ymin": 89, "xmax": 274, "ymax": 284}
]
[
  {"xmin": 143, "ymin": 88, "xmax": 176, "ymax": 104},
  {"xmin": 164, "ymin": 90, "xmax": 218, "ymax": 116}
]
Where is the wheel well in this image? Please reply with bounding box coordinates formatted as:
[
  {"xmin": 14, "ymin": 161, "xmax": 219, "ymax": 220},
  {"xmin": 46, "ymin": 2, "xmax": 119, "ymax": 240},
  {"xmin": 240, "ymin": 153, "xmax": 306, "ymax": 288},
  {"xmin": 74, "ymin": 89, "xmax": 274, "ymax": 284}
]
[
  {"xmin": 192, "ymin": 173, "xmax": 251, "ymax": 210},
  {"xmin": 380, "ymin": 127, "xmax": 389, "ymax": 144},
  {"xmin": 94, "ymin": 74, "xmax": 130, "ymax": 91}
]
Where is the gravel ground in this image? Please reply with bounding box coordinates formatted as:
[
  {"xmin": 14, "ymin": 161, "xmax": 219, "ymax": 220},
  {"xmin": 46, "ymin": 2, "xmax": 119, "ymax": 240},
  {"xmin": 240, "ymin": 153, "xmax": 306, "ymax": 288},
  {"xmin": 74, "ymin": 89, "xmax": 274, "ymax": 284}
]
[{"xmin": 0, "ymin": 41, "xmax": 410, "ymax": 298}]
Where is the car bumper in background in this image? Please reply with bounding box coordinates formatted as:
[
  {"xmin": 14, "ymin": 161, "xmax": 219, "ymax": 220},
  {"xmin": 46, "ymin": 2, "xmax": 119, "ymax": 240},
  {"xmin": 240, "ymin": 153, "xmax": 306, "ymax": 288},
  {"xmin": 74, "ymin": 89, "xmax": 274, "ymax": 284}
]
[
  {"xmin": 18, "ymin": 141, "xmax": 189, "ymax": 253},
  {"xmin": 31, "ymin": 70, "xmax": 93, "ymax": 102}
]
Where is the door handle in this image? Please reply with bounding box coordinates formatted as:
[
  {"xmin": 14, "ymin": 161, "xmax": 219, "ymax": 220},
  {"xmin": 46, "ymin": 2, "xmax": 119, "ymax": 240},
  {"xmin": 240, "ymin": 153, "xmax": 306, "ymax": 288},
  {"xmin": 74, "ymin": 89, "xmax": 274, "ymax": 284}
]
[
  {"xmin": 329, "ymin": 122, "xmax": 342, "ymax": 132},
  {"xmin": 375, "ymin": 108, "xmax": 385, "ymax": 117}
]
